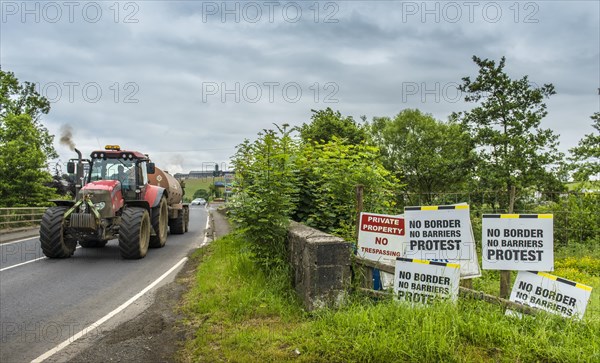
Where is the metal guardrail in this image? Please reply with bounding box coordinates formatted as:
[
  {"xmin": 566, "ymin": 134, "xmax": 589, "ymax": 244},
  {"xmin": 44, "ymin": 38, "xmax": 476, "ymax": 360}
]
[{"xmin": 0, "ymin": 207, "xmax": 47, "ymax": 229}]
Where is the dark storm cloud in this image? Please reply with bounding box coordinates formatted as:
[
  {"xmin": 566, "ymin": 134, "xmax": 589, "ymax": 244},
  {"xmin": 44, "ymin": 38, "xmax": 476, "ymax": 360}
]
[{"xmin": 0, "ymin": 0, "xmax": 598, "ymax": 172}]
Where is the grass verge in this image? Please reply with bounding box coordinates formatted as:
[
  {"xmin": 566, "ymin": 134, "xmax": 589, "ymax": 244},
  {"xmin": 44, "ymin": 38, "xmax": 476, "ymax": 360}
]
[
  {"xmin": 179, "ymin": 233, "xmax": 600, "ymax": 362},
  {"xmin": 182, "ymin": 177, "xmax": 225, "ymax": 201}
]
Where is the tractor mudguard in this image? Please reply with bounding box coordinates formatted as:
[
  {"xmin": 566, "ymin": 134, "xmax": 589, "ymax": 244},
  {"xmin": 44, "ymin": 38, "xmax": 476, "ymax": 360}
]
[
  {"xmin": 145, "ymin": 185, "xmax": 166, "ymax": 208},
  {"xmin": 125, "ymin": 200, "xmax": 151, "ymax": 212}
]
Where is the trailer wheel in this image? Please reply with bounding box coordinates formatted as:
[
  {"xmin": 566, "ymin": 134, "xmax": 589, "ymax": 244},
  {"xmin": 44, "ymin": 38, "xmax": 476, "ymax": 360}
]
[
  {"xmin": 79, "ymin": 239, "xmax": 108, "ymax": 248},
  {"xmin": 118, "ymin": 207, "xmax": 150, "ymax": 259},
  {"xmin": 40, "ymin": 206, "xmax": 77, "ymax": 258},
  {"xmin": 149, "ymin": 197, "xmax": 168, "ymax": 248},
  {"xmin": 184, "ymin": 206, "xmax": 189, "ymax": 233},
  {"xmin": 169, "ymin": 209, "xmax": 185, "ymax": 235}
]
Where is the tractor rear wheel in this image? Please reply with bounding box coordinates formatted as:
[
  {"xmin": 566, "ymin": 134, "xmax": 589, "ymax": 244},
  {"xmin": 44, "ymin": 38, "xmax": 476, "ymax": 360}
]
[
  {"xmin": 40, "ymin": 206, "xmax": 77, "ymax": 258},
  {"xmin": 149, "ymin": 197, "xmax": 168, "ymax": 248},
  {"xmin": 169, "ymin": 209, "xmax": 185, "ymax": 235},
  {"xmin": 118, "ymin": 207, "xmax": 150, "ymax": 259},
  {"xmin": 79, "ymin": 239, "xmax": 108, "ymax": 248}
]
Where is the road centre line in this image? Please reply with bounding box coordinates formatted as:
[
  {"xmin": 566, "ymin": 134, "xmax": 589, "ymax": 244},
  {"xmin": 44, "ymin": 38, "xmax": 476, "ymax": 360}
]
[
  {"xmin": 0, "ymin": 246, "xmax": 82, "ymax": 272},
  {"xmin": 0, "ymin": 236, "xmax": 39, "ymax": 246}
]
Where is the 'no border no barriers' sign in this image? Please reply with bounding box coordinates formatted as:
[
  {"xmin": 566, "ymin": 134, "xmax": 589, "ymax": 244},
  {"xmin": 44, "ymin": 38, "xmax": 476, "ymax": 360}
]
[
  {"xmin": 508, "ymin": 271, "xmax": 592, "ymax": 319},
  {"xmin": 404, "ymin": 205, "xmax": 474, "ymax": 261},
  {"xmin": 482, "ymin": 214, "xmax": 553, "ymax": 271},
  {"xmin": 394, "ymin": 258, "xmax": 460, "ymax": 304}
]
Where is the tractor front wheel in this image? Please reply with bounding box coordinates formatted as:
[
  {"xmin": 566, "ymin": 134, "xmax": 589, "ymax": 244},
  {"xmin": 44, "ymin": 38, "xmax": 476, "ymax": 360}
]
[
  {"xmin": 118, "ymin": 207, "xmax": 150, "ymax": 259},
  {"xmin": 40, "ymin": 206, "xmax": 77, "ymax": 258}
]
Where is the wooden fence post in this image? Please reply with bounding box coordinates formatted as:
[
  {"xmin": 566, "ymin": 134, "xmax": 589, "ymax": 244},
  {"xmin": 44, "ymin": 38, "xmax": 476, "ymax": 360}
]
[
  {"xmin": 500, "ymin": 185, "xmax": 516, "ymax": 298},
  {"xmin": 355, "ymin": 185, "xmax": 364, "ymax": 242}
]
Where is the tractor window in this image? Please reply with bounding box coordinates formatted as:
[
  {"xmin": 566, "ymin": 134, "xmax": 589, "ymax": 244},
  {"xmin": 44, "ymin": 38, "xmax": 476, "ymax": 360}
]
[
  {"xmin": 89, "ymin": 159, "xmax": 107, "ymax": 181},
  {"xmin": 90, "ymin": 159, "xmax": 135, "ymax": 189},
  {"xmin": 139, "ymin": 161, "xmax": 149, "ymax": 186}
]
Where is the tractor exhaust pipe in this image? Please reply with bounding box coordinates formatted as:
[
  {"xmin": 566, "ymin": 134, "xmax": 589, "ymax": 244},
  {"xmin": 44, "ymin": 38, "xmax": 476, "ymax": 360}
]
[{"xmin": 74, "ymin": 148, "xmax": 83, "ymax": 196}]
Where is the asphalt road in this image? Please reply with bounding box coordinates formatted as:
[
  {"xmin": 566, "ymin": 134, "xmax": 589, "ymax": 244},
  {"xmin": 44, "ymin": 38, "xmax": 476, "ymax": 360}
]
[{"xmin": 0, "ymin": 206, "xmax": 208, "ymax": 363}]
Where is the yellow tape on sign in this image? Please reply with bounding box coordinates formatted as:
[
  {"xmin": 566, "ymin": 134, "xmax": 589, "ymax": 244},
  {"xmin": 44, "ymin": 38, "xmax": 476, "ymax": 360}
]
[
  {"xmin": 577, "ymin": 284, "xmax": 593, "ymax": 292},
  {"xmin": 500, "ymin": 214, "xmax": 520, "ymax": 219},
  {"xmin": 454, "ymin": 205, "xmax": 469, "ymax": 210},
  {"xmin": 410, "ymin": 259, "xmax": 460, "ymax": 269},
  {"xmin": 536, "ymin": 272, "xmax": 593, "ymax": 291},
  {"xmin": 538, "ymin": 272, "xmax": 557, "ymax": 281},
  {"xmin": 538, "ymin": 214, "xmax": 553, "ymax": 219},
  {"xmin": 421, "ymin": 206, "xmax": 438, "ymax": 211},
  {"xmin": 413, "ymin": 259, "xmax": 431, "ymax": 265}
]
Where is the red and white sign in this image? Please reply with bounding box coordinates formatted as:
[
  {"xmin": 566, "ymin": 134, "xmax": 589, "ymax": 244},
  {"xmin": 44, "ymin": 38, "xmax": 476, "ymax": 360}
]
[{"xmin": 357, "ymin": 212, "xmax": 406, "ymax": 263}]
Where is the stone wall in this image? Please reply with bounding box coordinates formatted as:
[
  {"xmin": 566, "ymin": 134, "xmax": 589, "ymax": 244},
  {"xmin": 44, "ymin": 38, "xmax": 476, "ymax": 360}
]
[{"xmin": 287, "ymin": 221, "xmax": 353, "ymax": 311}]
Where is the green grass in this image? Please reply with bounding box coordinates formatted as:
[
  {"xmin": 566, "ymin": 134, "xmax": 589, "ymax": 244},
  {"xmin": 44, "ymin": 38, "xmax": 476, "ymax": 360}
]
[{"xmin": 179, "ymin": 233, "xmax": 600, "ymax": 362}]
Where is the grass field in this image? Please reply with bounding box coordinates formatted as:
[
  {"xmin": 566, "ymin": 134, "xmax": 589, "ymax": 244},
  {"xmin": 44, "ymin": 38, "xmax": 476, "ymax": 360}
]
[
  {"xmin": 180, "ymin": 177, "xmax": 225, "ymax": 201},
  {"xmin": 179, "ymin": 232, "xmax": 600, "ymax": 363}
]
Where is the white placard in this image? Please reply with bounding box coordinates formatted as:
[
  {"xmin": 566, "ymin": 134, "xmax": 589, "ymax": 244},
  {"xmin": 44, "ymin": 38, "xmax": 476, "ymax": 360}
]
[
  {"xmin": 404, "ymin": 205, "xmax": 474, "ymax": 261},
  {"xmin": 482, "ymin": 214, "xmax": 553, "ymax": 271},
  {"xmin": 508, "ymin": 271, "xmax": 592, "ymax": 319},
  {"xmin": 394, "ymin": 258, "xmax": 460, "ymax": 304}
]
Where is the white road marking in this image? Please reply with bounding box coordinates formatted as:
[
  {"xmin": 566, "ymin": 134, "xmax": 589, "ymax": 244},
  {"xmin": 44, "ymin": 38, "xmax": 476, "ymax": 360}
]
[
  {"xmin": 30, "ymin": 256, "xmax": 189, "ymax": 363},
  {"xmin": 0, "ymin": 246, "xmax": 82, "ymax": 272},
  {"xmin": 0, "ymin": 236, "xmax": 39, "ymax": 246},
  {"xmin": 200, "ymin": 214, "xmax": 211, "ymax": 247},
  {"xmin": 1, "ymin": 256, "xmax": 46, "ymax": 272}
]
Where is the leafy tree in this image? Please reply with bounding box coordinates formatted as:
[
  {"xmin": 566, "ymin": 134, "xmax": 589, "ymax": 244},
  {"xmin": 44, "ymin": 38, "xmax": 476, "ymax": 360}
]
[
  {"xmin": 193, "ymin": 188, "xmax": 209, "ymax": 199},
  {"xmin": 451, "ymin": 56, "xmax": 563, "ymax": 210},
  {"xmin": 294, "ymin": 137, "xmax": 401, "ymax": 240},
  {"xmin": 370, "ymin": 109, "xmax": 475, "ymax": 204},
  {"xmin": 0, "ymin": 69, "xmax": 58, "ymax": 206},
  {"xmin": 0, "ymin": 114, "xmax": 56, "ymax": 206},
  {"xmin": 0, "ymin": 69, "xmax": 56, "ymax": 160},
  {"xmin": 569, "ymin": 112, "xmax": 600, "ymax": 182},
  {"xmin": 298, "ymin": 108, "xmax": 367, "ymax": 145}
]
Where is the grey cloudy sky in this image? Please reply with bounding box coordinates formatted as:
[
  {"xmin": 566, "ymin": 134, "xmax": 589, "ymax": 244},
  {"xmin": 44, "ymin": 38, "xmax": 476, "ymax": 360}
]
[{"xmin": 1, "ymin": 0, "xmax": 598, "ymax": 173}]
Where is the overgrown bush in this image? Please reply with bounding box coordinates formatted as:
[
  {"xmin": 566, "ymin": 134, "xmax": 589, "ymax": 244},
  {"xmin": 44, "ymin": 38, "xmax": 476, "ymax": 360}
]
[
  {"xmin": 534, "ymin": 192, "xmax": 600, "ymax": 245},
  {"xmin": 229, "ymin": 127, "xmax": 401, "ymax": 270},
  {"xmin": 229, "ymin": 129, "xmax": 298, "ymax": 272}
]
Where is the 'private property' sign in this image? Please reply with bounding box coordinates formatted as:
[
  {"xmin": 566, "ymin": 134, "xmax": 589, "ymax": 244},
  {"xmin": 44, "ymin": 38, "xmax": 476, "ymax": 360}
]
[{"xmin": 357, "ymin": 212, "xmax": 405, "ymax": 263}]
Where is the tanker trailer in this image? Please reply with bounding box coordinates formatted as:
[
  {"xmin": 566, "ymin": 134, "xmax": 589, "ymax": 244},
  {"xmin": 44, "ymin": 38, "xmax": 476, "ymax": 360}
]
[{"xmin": 148, "ymin": 167, "xmax": 189, "ymax": 234}]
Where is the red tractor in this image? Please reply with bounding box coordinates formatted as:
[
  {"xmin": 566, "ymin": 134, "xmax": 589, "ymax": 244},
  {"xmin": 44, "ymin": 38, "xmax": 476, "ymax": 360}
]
[{"xmin": 40, "ymin": 145, "xmax": 189, "ymax": 259}]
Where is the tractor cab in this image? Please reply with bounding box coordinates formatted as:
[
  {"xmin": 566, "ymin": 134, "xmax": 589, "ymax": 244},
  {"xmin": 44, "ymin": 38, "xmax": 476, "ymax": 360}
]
[{"xmin": 85, "ymin": 145, "xmax": 155, "ymax": 200}]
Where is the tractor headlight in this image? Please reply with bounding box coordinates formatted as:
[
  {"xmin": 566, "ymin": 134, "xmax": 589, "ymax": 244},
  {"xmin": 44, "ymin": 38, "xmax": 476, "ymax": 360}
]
[
  {"xmin": 80, "ymin": 203, "xmax": 87, "ymax": 212},
  {"xmin": 94, "ymin": 202, "xmax": 106, "ymax": 211}
]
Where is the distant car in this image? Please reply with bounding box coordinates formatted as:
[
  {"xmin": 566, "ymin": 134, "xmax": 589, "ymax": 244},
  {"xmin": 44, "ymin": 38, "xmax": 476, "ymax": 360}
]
[{"xmin": 191, "ymin": 198, "xmax": 206, "ymax": 206}]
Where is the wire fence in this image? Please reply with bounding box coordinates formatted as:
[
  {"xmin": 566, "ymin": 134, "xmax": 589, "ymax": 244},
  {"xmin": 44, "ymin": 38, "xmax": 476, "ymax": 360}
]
[{"xmin": 397, "ymin": 190, "xmax": 600, "ymax": 246}]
